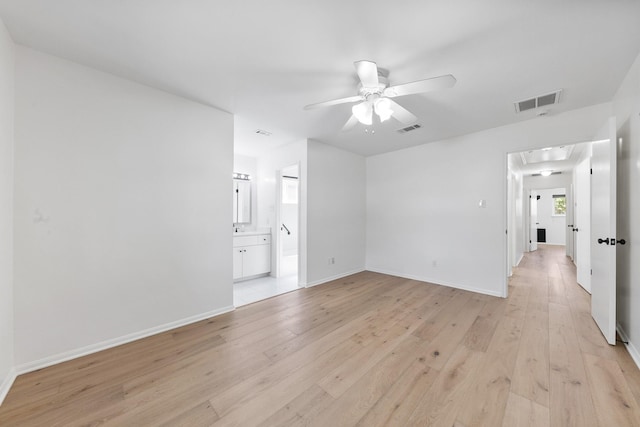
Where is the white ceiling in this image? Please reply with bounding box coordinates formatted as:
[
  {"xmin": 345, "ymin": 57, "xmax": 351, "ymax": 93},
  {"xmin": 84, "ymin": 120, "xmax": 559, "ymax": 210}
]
[{"xmin": 1, "ymin": 1, "xmax": 639, "ymax": 157}]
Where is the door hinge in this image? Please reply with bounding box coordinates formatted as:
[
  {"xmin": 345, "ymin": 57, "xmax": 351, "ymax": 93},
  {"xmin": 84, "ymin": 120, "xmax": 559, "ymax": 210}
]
[
  {"xmin": 590, "ymin": 168, "xmax": 593, "ymax": 175},
  {"xmin": 591, "ymin": 269, "xmax": 592, "ymax": 275}
]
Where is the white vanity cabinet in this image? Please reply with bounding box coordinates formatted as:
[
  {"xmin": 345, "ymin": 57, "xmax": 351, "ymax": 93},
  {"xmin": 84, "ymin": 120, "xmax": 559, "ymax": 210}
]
[{"xmin": 233, "ymin": 233, "xmax": 271, "ymax": 281}]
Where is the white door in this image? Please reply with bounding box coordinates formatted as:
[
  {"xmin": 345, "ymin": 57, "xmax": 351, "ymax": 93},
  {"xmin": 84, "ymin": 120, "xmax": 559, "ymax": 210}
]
[
  {"xmin": 591, "ymin": 118, "xmax": 617, "ymax": 345},
  {"xmin": 529, "ymin": 191, "xmax": 538, "ymax": 251},
  {"xmin": 566, "ymin": 183, "xmax": 575, "ymax": 260},
  {"xmin": 575, "ymin": 156, "xmax": 591, "ymax": 293},
  {"xmin": 233, "ymin": 247, "xmax": 243, "ymax": 280}
]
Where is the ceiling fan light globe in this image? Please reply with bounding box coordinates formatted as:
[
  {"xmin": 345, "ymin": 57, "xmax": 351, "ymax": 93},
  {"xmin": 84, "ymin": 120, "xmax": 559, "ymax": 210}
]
[
  {"xmin": 352, "ymin": 102, "xmax": 373, "ymax": 125},
  {"xmin": 378, "ymin": 111, "xmax": 392, "ymax": 122},
  {"xmin": 374, "ymin": 98, "xmax": 393, "ymax": 122}
]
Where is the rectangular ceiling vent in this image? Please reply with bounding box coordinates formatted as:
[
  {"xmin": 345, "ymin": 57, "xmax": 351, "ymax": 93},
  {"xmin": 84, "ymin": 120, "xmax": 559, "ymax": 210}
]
[
  {"xmin": 515, "ymin": 90, "xmax": 562, "ymax": 113},
  {"xmin": 397, "ymin": 124, "xmax": 422, "ymax": 134},
  {"xmin": 530, "ymin": 171, "xmax": 562, "ymax": 177}
]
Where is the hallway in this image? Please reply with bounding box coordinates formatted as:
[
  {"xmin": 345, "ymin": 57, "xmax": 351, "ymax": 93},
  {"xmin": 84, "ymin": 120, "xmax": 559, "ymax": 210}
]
[{"xmin": 510, "ymin": 244, "xmax": 640, "ymax": 426}]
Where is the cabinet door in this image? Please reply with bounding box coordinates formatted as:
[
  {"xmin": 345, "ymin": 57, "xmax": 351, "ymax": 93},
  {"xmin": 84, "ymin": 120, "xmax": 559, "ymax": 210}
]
[
  {"xmin": 243, "ymin": 244, "xmax": 270, "ymax": 277},
  {"xmin": 233, "ymin": 248, "xmax": 244, "ymax": 280}
]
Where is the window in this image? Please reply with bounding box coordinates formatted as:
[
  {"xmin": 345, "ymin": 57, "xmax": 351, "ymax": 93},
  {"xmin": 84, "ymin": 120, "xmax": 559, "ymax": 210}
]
[
  {"xmin": 282, "ymin": 177, "xmax": 298, "ymax": 204},
  {"xmin": 553, "ymin": 194, "xmax": 566, "ymax": 216}
]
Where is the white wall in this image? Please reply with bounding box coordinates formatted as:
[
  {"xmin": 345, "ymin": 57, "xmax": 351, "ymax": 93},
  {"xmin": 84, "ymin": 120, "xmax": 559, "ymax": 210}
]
[
  {"xmin": 614, "ymin": 51, "xmax": 640, "ymax": 365},
  {"xmin": 367, "ymin": 102, "xmax": 611, "ymax": 297},
  {"xmin": 0, "ymin": 17, "xmax": 14, "ymax": 403},
  {"xmin": 13, "ymin": 47, "xmax": 234, "ymax": 368},
  {"xmin": 233, "ymin": 154, "xmax": 258, "ymax": 228},
  {"xmin": 533, "ymin": 188, "xmax": 566, "ymax": 245},
  {"xmin": 307, "ymin": 140, "xmax": 366, "ymax": 285},
  {"xmin": 256, "ymin": 139, "xmax": 308, "ymax": 283}
]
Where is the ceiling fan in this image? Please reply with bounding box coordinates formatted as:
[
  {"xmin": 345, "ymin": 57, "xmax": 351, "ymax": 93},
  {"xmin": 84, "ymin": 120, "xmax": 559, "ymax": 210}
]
[{"xmin": 304, "ymin": 60, "xmax": 456, "ymax": 131}]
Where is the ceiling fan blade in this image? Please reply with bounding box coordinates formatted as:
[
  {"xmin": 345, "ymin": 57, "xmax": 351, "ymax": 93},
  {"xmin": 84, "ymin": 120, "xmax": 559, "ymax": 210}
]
[
  {"xmin": 388, "ymin": 99, "xmax": 417, "ymax": 125},
  {"xmin": 303, "ymin": 95, "xmax": 363, "ymax": 110},
  {"xmin": 342, "ymin": 115, "xmax": 359, "ymax": 132},
  {"xmin": 384, "ymin": 74, "xmax": 456, "ymax": 98},
  {"xmin": 354, "ymin": 60, "xmax": 379, "ymax": 88}
]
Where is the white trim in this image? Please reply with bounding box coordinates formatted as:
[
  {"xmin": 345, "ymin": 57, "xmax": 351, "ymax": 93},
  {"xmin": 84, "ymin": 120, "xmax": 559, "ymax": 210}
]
[
  {"xmin": 15, "ymin": 305, "xmax": 235, "ymax": 375},
  {"xmin": 365, "ymin": 267, "xmax": 505, "ymax": 298},
  {"xmin": 0, "ymin": 368, "xmax": 17, "ymax": 407},
  {"xmin": 303, "ymin": 269, "xmax": 365, "ymax": 288},
  {"xmin": 515, "ymin": 253, "xmax": 524, "ymax": 268},
  {"xmin": 617, "ymin": 323, "xmax": 640, "ymax": 371}
]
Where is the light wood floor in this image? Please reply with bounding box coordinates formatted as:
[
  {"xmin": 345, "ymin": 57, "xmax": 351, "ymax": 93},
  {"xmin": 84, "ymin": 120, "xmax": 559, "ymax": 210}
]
[{"xmin": 2, "ymin": 245, "xmax": 640, "ymax": 426}]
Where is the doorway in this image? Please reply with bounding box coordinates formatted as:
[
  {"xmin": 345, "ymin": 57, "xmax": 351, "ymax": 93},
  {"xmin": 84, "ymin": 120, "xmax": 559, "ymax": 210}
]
[
  {"xmin": 276, "ymin": 164, "xmax": 300, "ymax": 280},
  {"xmin": 506, "ymin": 143, "xmax": 591, "ymax": 294}
]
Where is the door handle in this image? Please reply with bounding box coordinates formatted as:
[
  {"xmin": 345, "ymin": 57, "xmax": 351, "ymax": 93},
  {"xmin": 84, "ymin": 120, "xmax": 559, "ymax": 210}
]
[
  {"xmin": 597, "ymin": 238, "xmax": 610, "ymax": 245},
  {"xmin": 573, "ymin": 228, "xmax": 579, "ymax": 232},
  {"xmin": 615, "ymin": 239, "xmax": 626, "ymax": 245}
]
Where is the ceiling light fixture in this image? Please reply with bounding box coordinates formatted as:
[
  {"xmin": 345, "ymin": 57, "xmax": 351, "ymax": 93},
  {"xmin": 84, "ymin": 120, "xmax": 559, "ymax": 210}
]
[
  {"xmin": 374, "ymin": 98, "xmax": 393, "ymax": 122},
  {"xmin": 352, "ymin": 101, "xmax": 373, "ymax": 125},
  {"xmin": 540, "ymin": 170, "xmax": 553, "ymax": 177},
  {"xmin": 353, "ymin": 97, "xmax": 394, "ymax": 125}
]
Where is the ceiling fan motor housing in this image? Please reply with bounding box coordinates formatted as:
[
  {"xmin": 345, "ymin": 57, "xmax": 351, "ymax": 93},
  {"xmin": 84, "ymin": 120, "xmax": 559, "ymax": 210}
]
[{"xmin": 358, "ymin": 74, "xmax": 389, "ymax": 98}]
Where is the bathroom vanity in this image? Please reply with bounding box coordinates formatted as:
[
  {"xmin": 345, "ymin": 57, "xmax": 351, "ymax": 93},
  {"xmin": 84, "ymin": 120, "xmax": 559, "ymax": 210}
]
[{"xmin": 233, "ymin": 231, "xmax": 271, "ymax": 281}]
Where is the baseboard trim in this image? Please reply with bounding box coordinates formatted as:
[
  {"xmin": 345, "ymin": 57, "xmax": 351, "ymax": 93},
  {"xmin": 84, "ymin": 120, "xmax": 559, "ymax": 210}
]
[
  {"xmin": 304, "ymin": 269, "xmax": 366, "ymax": 288},
  {"xmin": 0, "ymin": 367, "xmax": 17, "ymax": 407},
  {"xmin": 365, "ymin": 267, "xmax": 504, "ymax": 298},
  {"xmin": 617, "ymin": 323, "xmax": 640, "ymax": 371},
  {"xmin": 15, "ymin": 305, "xmax": 235, "ymax": 376},
  {"xmin": 515, "ymin": 253, "xmax": 524, "ymax": 268}
]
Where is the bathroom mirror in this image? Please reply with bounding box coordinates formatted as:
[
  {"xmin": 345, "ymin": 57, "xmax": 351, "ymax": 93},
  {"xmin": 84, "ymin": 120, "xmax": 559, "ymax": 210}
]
[{"xmin": 233, "ymin": 179, "xmax": 251, "ymax": 224}]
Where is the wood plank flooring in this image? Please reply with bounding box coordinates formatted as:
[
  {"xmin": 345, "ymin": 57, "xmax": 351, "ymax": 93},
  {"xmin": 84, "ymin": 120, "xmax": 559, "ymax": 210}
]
[{"xmin": 2, "ymin": 245, "xmax": 640, "ymax": 426}]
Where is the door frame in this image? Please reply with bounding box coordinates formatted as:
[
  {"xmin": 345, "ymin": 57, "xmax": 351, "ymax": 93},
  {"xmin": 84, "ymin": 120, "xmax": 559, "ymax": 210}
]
[{"xmin": 504, "ymin": 142, "xmax": 587, "ymax": 299}]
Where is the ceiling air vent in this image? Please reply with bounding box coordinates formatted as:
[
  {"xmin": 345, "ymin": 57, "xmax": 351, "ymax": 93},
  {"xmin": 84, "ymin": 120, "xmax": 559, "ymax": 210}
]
[
  {"xmin": 515, "ymin": 90, "xmax": 562, "ymax": 113},
  {"xmin": 397, "ymin": 124, "xmax": 422, "ymax": 134}
]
